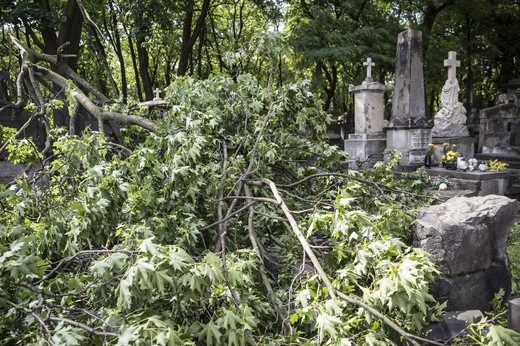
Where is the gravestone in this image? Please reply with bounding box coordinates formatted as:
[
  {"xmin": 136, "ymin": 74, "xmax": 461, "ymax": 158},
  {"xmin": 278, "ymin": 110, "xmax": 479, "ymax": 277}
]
[
  {"xmin": 385, "ymin": 29, "xmax": 432, "ymax": 166},
  {"xmin": 344, "ymin": 58, "xmax": 387, "ymax": 168},
  {"xmin": 431, "ymin": 51, "xmax": 475, "ymax": 162},
  {"xmin": 139, "ymin": 88, "xmax": 170, "ymax": 119}
]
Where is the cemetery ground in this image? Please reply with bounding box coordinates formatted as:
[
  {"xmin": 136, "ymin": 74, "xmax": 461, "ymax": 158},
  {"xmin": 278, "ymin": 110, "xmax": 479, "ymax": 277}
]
[{"xmin": 509, "ymin": 219, "xmax": 520, "ymax": 294}]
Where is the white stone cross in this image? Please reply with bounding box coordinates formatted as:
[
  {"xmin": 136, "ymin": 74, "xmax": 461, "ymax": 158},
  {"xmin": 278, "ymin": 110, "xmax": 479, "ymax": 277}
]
[
  {"xmin": 444, "ymin": 51, "xmax": 460, "ymax": 82},
  {"xmin": 363, "ymin": 57, "xmax": 375, "ymax": 80},
  {"xmin": 153, "ymin": 88, "xmax": 162, "ymax": 100}
]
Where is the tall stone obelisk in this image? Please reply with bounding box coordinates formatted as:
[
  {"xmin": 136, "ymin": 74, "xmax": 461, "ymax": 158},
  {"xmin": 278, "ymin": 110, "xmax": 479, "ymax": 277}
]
[{"xmin": 385, "ymin": 28, "xmax": 432, "ymax": 166}]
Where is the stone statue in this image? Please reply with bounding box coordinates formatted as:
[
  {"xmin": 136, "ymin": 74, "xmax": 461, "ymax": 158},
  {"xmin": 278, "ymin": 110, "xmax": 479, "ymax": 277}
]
[{"xmin": 432, "ymin": 52, "xmax": 469, "ymax": 138}]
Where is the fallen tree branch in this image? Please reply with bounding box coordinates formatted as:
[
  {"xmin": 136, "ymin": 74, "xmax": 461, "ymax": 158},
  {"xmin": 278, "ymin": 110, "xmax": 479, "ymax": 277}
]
[
  {"xmin": 277, "ymin": 172, "xmax": 434, "ymax": 200},
  {"xmin": 5, "ymin": 299, "xmax": 51, "ymax": 340},
  {"xmin": 258, "ymin": 178, "xmax": 336, "ymax": 298},
  {"xmin": 31, "ymin": 64, "xmax": 157, "ymax": 132},
  {"xmin": 76, "ymin": 0, "xmax": 119, "ymax": 97},
  {"xmin": 48, "ymin": 316, "xmax": 118, "ymax": 338},
  {"xmin": 200, "ymin": 200, "xmax": 258, "ymax": 231},
  {"xmin": 0, "ymin": 112, "xmax": 39, "ymax": 155},
  {"xmin": 253, "ymin": 178, "xmax": 441, "ymax": 346},
  {"xmin": 245, "ymin": 184, "xmax": 289, "ymax": 333},
  {"xmin": 36, "ymin": 249, "xmax": 136, "ymax": 284},
  {"xmin": 10, "ymin": 35, "xmax": 110, "ymax": 104}
]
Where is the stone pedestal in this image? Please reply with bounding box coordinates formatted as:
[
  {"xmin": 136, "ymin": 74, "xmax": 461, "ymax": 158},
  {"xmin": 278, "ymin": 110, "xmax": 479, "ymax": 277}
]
[
  {"xmin": 344, "ymin": 134, "xmax": 386, "ymax": 168},
  {"xmin": 385, "ymin": 127, "xmax": 431, "ymax": 166},
  {"xmin": 344, "ymin": 71, "xmax": 387, "ymax": 168}
]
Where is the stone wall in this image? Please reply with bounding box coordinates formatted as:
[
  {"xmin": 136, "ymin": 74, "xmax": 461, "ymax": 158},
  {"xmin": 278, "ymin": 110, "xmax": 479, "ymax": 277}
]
[{"xmin": 479, "ymin": 103, "xmax": 520, "ymax": 155}]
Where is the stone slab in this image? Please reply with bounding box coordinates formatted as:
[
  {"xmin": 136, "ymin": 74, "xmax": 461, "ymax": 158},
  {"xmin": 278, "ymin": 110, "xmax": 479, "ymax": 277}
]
[
  {"xmin": 508, "ymin": 297, "xmax": 520, "ymax": 332},
  {"xmin": 426, "ymin": 167, "xmax": 509, "ymax": 180},
  {"xmin": 442, "ymin": 310, "xmax": 484, "ymax": 336},
  {"xmin": 426, "ymin": 167, "xmax": 509, "ymax": 196},
  {"xmin": 0, "ymin": 161, "xmax": 24, "ymax": 185}
]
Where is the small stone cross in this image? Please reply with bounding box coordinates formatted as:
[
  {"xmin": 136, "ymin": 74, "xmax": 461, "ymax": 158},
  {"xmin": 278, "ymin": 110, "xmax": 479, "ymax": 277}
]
[
  {"xmin": 363, "ymin": 57, "xmax": 375, "ymax": 80},
  {"xmin": 444, "ymin": 51, "xmax": 460, "ymax": 82},
  {"xmin": 153, "ymin": 88, "xmax": 162, "ymax": 100}
]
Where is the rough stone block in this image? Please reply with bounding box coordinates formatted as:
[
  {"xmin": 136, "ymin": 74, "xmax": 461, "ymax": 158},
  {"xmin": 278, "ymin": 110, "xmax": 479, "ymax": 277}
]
[
  {"xmin": 0, "ymin": 161, "xmax": 25, "ymax": 185},
  {"xmin": 431, "ymin": 260, "xmax": 511, "ymax": 311},
  {"xmin": 442, "ymin": 310, "xmax": 484, "ymax": 337},
  {"xmin": 422, "ymin": 310, "xmax": 484, "ymax": 341},
  {"xmin": 414, "ymin": 195, "xmax": 519, "ymax": 311}
]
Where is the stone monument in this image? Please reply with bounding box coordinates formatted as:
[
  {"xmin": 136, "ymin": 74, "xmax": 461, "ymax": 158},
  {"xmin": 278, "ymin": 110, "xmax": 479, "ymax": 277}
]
[
  {"xmin": 431, "ymin": 51, "xmax": 475, "ymax": 161},
  {"xmin": 432, "ymin": 51, "xmax": 469, "ymax": 137},
  {"xmin": 344, "ymin": 58, "xmax": 387, "ymax": 168},
  {"xmin": 138, "ymin": 88, "xmax": 170, "ymax": 119},
  {"xmin": 385, "ymin": 28, "xmax": 432, "ymax": 166}
]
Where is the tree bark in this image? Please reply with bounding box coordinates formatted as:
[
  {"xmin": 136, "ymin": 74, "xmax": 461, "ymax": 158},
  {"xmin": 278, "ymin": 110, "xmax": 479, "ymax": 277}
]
[
  {"xmin": 105, "ymin": 3, "xmax": 128, "ymax": 103},
  {"xmin": 123, "ymin": 23, "xmax": 143, "ymax": 102},
  {"xmin": 137, "ymin": 37, "xmax": 153, "ymax": 101},
  {"xmin": 56, "ymin": 0, "xmax": 83, "ymax": 71},
  {"xmin": 177, "ymin": 0, "xmax": 212, "ymax": 76}
]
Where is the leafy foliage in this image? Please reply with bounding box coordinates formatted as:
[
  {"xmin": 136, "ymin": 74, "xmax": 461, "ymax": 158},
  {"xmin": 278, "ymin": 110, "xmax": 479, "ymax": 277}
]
[{"xmin": 0, "ymin": 69, "xmax": 453, "ymax": 344}]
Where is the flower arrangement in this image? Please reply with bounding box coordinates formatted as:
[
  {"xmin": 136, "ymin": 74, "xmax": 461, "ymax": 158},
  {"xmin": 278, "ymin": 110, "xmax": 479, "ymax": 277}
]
[
  {"xmin": 487, "ymin": 159, "xmax": 508, "ymax": 171},
  {"xmin": 441, "ymin": 143, "xmax": 459, "ymax": 163},
  {"xmin": 429, "ymin": 176, "xmax": 452, "ymax": 190},
  {"xmin": 425, "ymin": 143, "xmax": 436, "ymax": 156},
  {"xmin": 424, "ymin": 143, "xmax": 436, "ymax": 168}
]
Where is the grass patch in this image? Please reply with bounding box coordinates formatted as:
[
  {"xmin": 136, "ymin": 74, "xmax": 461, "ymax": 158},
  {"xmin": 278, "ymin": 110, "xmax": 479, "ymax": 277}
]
[{"xmin": 508, "ymin": 220, "xmax": 520, "ymax": 294}]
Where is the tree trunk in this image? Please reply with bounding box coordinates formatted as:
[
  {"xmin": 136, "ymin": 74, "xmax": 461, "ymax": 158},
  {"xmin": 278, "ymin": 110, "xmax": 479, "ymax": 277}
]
[
  {"xmin": 123, "ymin": 23, "xmax": 143, "ymax": 102},
  {"xmin": 36, "ymin": 0, "xmax": 83, "ymax": 128},
  {"xmin": 56, "ymin": 0, "xmax": 83, "ymax": 71},
  {"xmin": 177, "ymin": 0, "xmax": 211, "ymax": 76},
  {"xmin": 137, "ymin": 37, "xmax": 153, "ymax": 101},
  {"xmin": 105, "ymin": 3, "xmax": 128, "ymax": 103}
]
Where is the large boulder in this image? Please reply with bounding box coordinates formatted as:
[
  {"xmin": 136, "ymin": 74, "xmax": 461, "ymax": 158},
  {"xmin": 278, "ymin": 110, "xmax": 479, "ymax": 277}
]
[{"xmin": 413, "ymin": 195, "xmax": 519, "ymax": 311}]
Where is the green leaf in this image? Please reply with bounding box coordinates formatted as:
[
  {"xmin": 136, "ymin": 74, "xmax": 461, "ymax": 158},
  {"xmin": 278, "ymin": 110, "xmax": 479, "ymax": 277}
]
[
  {"xmin": 201, "ymin": 320, "xmax": 222, "ymax": 346},
  {"xmin": 487, "ymin": 325, "xmax": 520, "ymax": 345},
  {"xmin": 139, "ymin": 237, "xmax": 159, "ymax": 256},
  {"xmin": 316, "ymin": 313, "xmax": 341, "ymax": 343},
  {"xmin": 154, "ymin": 269, "xmax": 173, "ymax": 294}
]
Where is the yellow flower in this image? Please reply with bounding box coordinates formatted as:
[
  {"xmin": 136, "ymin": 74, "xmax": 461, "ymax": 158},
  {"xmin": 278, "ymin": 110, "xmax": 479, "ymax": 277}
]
[{"xmin": 442, "ymin": 150, "xmax": 458, "ymax": 163}]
